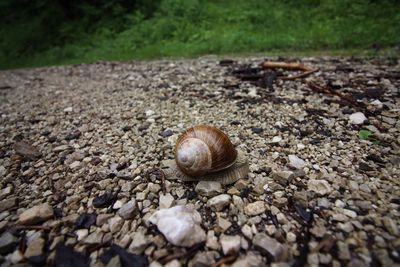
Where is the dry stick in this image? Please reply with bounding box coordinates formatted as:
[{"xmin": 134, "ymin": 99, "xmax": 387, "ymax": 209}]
[
  {"xmin": 261, "ymin": 61, "xmax": 319, "ymax": 80},
  {"xmin": 209, "ymin": 255, "xmax": 237, "ymax": 267},
  {"xmin": 280, "ymin": 68, "xmax": 319, "ymax": 80},
  {"xmin": 160, "ymin": 242, "xmax": 205, "ymax": 264}
]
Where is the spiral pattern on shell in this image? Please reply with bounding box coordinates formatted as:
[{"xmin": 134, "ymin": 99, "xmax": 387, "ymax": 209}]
[{"xmin": 175, "ymin": 125, "xmax": 237, "ymax": 176}]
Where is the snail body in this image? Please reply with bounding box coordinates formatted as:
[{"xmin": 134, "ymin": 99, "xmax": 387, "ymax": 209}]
[{"xmin": 175, "ymin": 125, "xmax": 237, "ymax": 176}]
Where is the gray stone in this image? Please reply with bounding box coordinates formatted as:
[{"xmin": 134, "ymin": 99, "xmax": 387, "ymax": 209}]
[
  {"xmin": 253, "ymin": 233, "xmax": 287, "ymax": 261},
  {"xmin": 24, "ymin": 236, "xmax": 45, "ymax": 259},
  {"xmin": 118, "ymin": 200, "xmax": 137, "ymax": 220},
  {"xmin": 349, "ymin": 112, "xmax": 367, "ymax": 124},
  {"xmin": 109, "ymin": 216, "xmax": 124, "ymax": 233},
  {"xmin": 159, "ymin": 193, "xmax": 174, "ymax": 209},
  {"xmin": 0, "ymin": 197, "xmax": 17, "ymax": 212},
  {"xmin": 148, "ymin": 204, "xmax": 206, "ymax": 247},
  {"xmin": 308, "ymin": 180, "xmax": 333, "ymax": 196},
  {"xmin": 0, "ymin": 232, "xmax": 18, "ymax": 254},
  {"xmin": 0, "ymin": 187, "xmax": 12, "ymax": 200},
  {"xmin": 128, "ymin": 232, "xmax": 150, "ymax": 254},
  {"xmin": 195, "ymin": 181, "xmax": 222, "ymax": 197},
  {"xmin": 207, "ymin": 194, "xmax": 231, "ymax": 211},
  {"xmin": 288, "ymin": 155, "xmax": 306, "ymax": 169},
  {"xmin": 18, "ymin": 203, "xmax": 53, "ymax": 225},
  {"xmin": 271, "ymin": 171, "xmax": 294, "ymax": 185},
  {"xmin": 244, "ymin": 201, "xmax": 266, "ymax": 216},
  {"xmin": 220, "ymin": 235, "xmax": 241, "ymax": 255}
]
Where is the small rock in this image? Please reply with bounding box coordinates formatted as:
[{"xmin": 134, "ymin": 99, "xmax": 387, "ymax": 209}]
[
  {"xmin": 349, "ymin": 112, "xmax": 367, "ymax": 125},
  {"xmin": 253, "ymin": 233, "xmax": 287, "ymax": 261},
  {"xmin": 271, "ymin": 136, "xmax": 282, "ymax": 143},
  {"xmin": 308, "ymin": 180, "xmax": 333, "ymax": 196},
  {"xmin": 244, "ymin": 201, "xmax": 266, "ymax": 216},
  {"xmin": 251, "ymin": 127, "xmax": 263, "ymax": 134},
  {"xmin": 160, "ymin": 129, "xmax": 174, "ymax": 138},
  {"xmin": 129, "ymin": 232, "xmax": 150, "ymax": 254},
  {"xmin": 337, "ymin": 241, "xmax": 351, "ymax": 260},
  {"xmin": 159, "ymin": 193, "xmax": 174, "ymax": 209},
  {"xmin": 148, "ymin": 205, "xmax": 206, "ymax": 247},
  {"xmin": 13, "ymin": 141, "xmax": 41, "ymax": 160},
  {"xmin": 84, "ymin": 230, "xmax": 104, "ymax": 244},
  {"xmin": 195, "ymin": 181, "xmax": 222, "ymax": 197},
  {"xmin": 220, "ymin": 235, "xmax": 241, "ymax": 255},
  {"xmin": 53, "ymin": 145, "xmax": 69, "ymax": 152},
  {"xmin": 241, "ymin": 225, "xmax": 253, "ymax": 239},
  {"xmin": 76, "ymin": 229, "xmax": 89, "ymax": 241},
  {"xmin": 118, "ymin": 200, "xmax": 137, "ymax": 220},
  {"xmin": 0, "ymin": 197, "xmax": 17, "ymax": 212},
  {"xmin": 0, "ymin": 232, "xmax": 18, "ymax": 254},
  {"xmin": 0, "ymin": 186, "xmax": 13, "ymax": 200},
  {"xmin": 109, "ymin": 216, "xmax": 124, "ymax": 233},
  {"xmin": 24, "ymin": 236, "xmax": 45, "ymax": 261},
  {"xmin": 271, "ymin": 171, "xmax": 294, "ymax": 185},
  {"xmin": 382, "ymin": 217, "xmax": 398, "ymax": 235},
  {"xmin": 206, "ymin": 231, "xmax": 220, "ymax": 250},
  {"xmin": 216, "ymin": 215, "xmax": 232, "ymax": 232},
  {"xmin": 288, "ymin": 155, "xmax": 306, "ymax": 169},
  {"xmin": 19, "ymin": 203, "xmax": 54, "ymax": 225},
  {"xmin": 165, "ymin": 259, "xmax": 181, "ymax": 267},
  {"xmin": 207, "ymin": 194, "xmax": 231, "ymax": 211}
]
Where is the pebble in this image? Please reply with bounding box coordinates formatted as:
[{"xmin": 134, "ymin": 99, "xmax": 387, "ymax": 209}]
[
  {"xmin": 128, "ymin": 232, "xmax": 150, "ymax": 254},
  {"xmin": 159, "ymin": 193, "xmax": 175, "ymax": 209},
  {"xmin": 307, "ymin": 180, "xmax": 333, "ymax": 196},
  {"xmin": 288, "ymin": 155, "xmax": 306, "ymax": 169},
  {"xmin": 0, "ymin": 197, "xmax": 17, "ymax": 212},
  {"xmin": 18, "ymin": 203, "xmax": 54, "ymax": 225},
  {"xmin": 0, "ymin": 186, "xmax": 13, "ymax": 200},
  {"xmin": 148, "ymin": 205, "xmax": 206, "ymax": 247},
  {"xmin": 118, "ymin": 200, "xmax": 137, "ymax": 220},
  {"xmin": 109, "ymin": 216, "xmax": 124, "ymax": 233},
  {"xmin": 271, "ymin": 171, "xmax": 294, "ymax": 185},
  {"xmin": 382, "ymin": 217, "xmax": 398, "ymax": 235},
  {"xmin": 220, "ymin": 235, "xmax": 241, "ymax": 255},
  {"xmin": 207, "ymin": 194, "xmax": 231, "ymax": 211},
  {"xmin": 195, "ymin": 181, "xmax": 222, "ymax": 197},
  {"xmin": 253, "ymin": 233, "xmax": 287, "ymax": 261},
  {"xmin": 244, "ymin": 201, "xmax": 266, "ymax": 216},
  {"xmin": 24, "ymin": 236, "xmax": 45, "ymax": 259},
  {"xmin": 349, "ymin": 112, "xmax": 367, "ymax": 124},
  {"xmin": 76, "ymin": 229, "xmax": 89, "ymax": 241},
  {"xmin": 0, "ymin": 232, "xmax": 18, "ymax": 254}
]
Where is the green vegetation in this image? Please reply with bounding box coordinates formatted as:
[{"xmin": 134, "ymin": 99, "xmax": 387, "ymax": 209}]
[
  {"xmin": 358, "ymin": 129, "xmax": 378, "ymax": 144},
  {"xmin": 1, "ymin": 0, "xmax": 399, "ymax": 69}
]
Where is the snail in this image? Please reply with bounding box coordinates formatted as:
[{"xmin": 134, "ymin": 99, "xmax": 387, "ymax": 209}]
[{"xmin": 162, "ymin": 125, "xmax": 249, "ymax": 185}]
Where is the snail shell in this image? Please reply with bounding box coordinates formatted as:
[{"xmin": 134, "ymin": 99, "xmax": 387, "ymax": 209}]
[{"xmin": 175, "ymin": 125, "xmax": 237, "ymax": 176}]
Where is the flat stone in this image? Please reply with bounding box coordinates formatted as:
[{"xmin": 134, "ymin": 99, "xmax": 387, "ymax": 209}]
[
  {"xmin": 128, "ymin": 232, "xmax": 150, "ymax": 254},
  {"xmin": 0, "ymin": 197, "xmax": 17, "ymax": 212},
  {"xmin": 0, "ymin": 232, "xmax": 18, "ymax": 254},
  {"xmin": 84, "ymin": 230, "xmax": 104, "ymax": 244},
  {"xmin": 220, "ymin": 235, "xmax": 241, "ymax": 255},
  {"xmin": 349, "ymin": 112, "xmax": 367, "ymax": 124},
  {"xmin": 288, "ymin": 155, "xmax": 306, "ymax": 169},
  {"xmin": 24, "ymin": 236, "xmax": 45, "ymax": 259},
  {"xmin": 148, "ymin": 204, "xmax": 206, "ymax": 247},
  {"xmin": 271, "ymin": 171, "xmax": 294, "ymax": 185},
  {"xmin": 253, "ymin": 233, "xmax": 287, "ymax": 261},
  {"xmin": 18, "ymin": 203, "xmax": 53, "ymax": 225},
  {"xmin": 216, "ymin": 215, "xmax": 232, "ymax": 232},
  {"xmin": 382, "ymin": 217, "xmax": 398, "ymax": 235},
  {"xmin": 244, "ymin": 201, "xmax": 266, "ymax": 216},
  {"xmin": 109, "ymin": 216, "xmax": 124, "ymax": 233},
  {"xmin": 118, "ymin": 200, "xmax": 137, "ymax": 220},
  {"xmin": 195, "ymin": 181, "xmax": 222, "ymax": 197},
  {"xmin": 0, "ymin": 186, "xmax": 13, "ymax": 200},
  {"xmin": 308, "ymin": 180, "xmax": 333, "ymax": 196},
  {"xmin": 159, "ymin": 193, "xmax": 175, "ymax": 209},
  {"xmin": 76, "ymin": 229, "xmax": 89, "ymax": 241},
  {"xmin": 207, "ymin": 194, "xmax": 231, "ymax": 211}
]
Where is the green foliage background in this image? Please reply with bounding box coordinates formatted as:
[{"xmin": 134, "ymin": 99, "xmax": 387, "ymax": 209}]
[{"xmin": 1, "ymin": 0, "xmax": 399, "ymax": 69}]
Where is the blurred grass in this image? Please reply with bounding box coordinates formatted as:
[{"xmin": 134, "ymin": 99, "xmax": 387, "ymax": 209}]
[{"xmin": 1, "ymin": 0, "xmax": 399, "ymax": 69}]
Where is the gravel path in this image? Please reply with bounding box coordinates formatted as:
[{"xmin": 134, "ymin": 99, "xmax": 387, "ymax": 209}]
[{"xmin": 0, "ymin": 56, "xmax": 399, "ymax": 267}]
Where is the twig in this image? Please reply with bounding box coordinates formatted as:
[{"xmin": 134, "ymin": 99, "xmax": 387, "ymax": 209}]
[
  {"xmin": 280, "ymin": 68, "xmax": 319, "ymax": 80},
  {"xmin": 14, "ymin": 225, "xmax": 51, "ymax": 231},
  {"xmin": 306, "ymin": 81, "xmax": 365, "ymax": 108},
  {"xmin": 261, "ymin": 61, "xmax": 319, "ymax": 80},
  {"xmin": 160, "ymin": 242, "xmax": 205, "ymax": 264},
  {"xmin": 262, "ymin": 61, "xmax": 312, "ymax": 71},
  {"xmin": 209, "ymin": 255, "xmax": 237, "ymax": 267}
]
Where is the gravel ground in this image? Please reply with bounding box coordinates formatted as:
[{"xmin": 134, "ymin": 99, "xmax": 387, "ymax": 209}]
[{"xmin": 0, "ymin": 56, "xmax": 399, "ymax": 267}]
